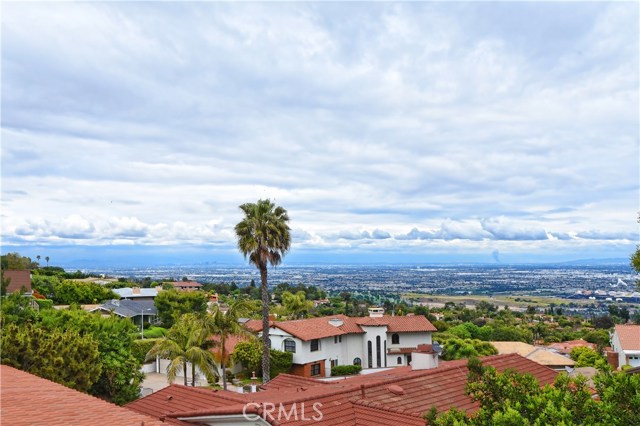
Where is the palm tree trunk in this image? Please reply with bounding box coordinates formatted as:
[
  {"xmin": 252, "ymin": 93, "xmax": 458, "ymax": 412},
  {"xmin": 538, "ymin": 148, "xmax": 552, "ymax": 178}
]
[
  {"xmin": 222, "ymin": 360, "xmax": 227, "ymax": 390},
  {"xmin": 184, "ymin": 360, "xmax": 188, "ymax": 386},
  {"xmin": 192, "ymin": 361, "xmax": 196, "ymax": 386},
  {"xmin": 260, "ymin": 264, "xmax": 270, "ymax": 384}
]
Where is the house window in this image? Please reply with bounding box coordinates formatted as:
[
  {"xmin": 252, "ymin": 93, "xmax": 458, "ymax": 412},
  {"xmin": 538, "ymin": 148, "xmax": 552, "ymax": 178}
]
[
  {"xmin": 284, "ymin": 339, "xmax": 296, "ymax": 353},
  {"xmin": 310, "ymin": 363, "xmax": 321, "ymax": 376},
  {"xmin": 353, "ymin": 357, "xmax": 362, "ymax": 366},
  {"xmin": 376, "ymin": 336, "xmax": 381, "ymax": 367},
  {"xmin": 310, "ymin": 339, "xmax": 319, "ymax": 352},
  {"xmin": 392, "ymin": 333, "xmax": 400, "ymax": 345},
  {"xmin": 367, "ymin": 341, "xmax": 373, "ymax": 368},
  {"xmin": 339, "ymin": 335, "xmax": 342, "ymax": 343},
  {"xmin": 331, "ymin": 359, "xmax": 338, "ymax": 368},
  {"xmin": 334, "ymin": 336, "xmax": 338, "ymax": 344},
  {"xmin": 397, "ymin": 356, "xmax": 402, "ymax": 365},
  {"xmin": 268, "ymin": 338, "xmax": 272, "ymax": 349}
]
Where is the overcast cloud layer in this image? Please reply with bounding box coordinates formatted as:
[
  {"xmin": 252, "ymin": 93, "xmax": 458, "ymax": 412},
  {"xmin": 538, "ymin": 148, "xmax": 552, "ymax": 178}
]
[{"xmin": 2, "ymin": 2, "xmax": 639, "ymax": 263}]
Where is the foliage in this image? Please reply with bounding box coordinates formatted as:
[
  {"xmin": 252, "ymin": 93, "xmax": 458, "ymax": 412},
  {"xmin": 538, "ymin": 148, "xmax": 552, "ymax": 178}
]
[
  {"xmin": 270, "ymin": 349, "xmax": 293, "ymax": 377},
  {"xmin": 231, "ymin": 340, "xmax": 293, "ymax": 377},
  {"xmin": 235, "ymin": 198, "xmax": 291, "ymax": 384},
  {"xmin": 592, "ymin": 315, "xmax": 615, "ymax": 329},
  {"xmin": 210, "ymin": 299, "xmax": 254, "ymax": 389},
  {"xmin": 1, "ymin": 292, "xmax": 39, "ymax": 325},
  {"xmin": 132, "ymin": 338, "xmax": 161, "ymax": 364},
  {"xmin": 143, "ymin": 326, "xmax": 168, "ymax": 339},
  {"xmin": 436, "ymin": 335, "xmax": 498, "ymax": 361},
  {"xmin": 331, "ymin": 364, "xmax": 362, "ymax": 376},
  {"xmin": 232, "ymin": 340, "xmax": 262, "ymax": 373},
  {"xmin": 1, "ymin": 252, "xmax": 38, "ymax": 269},
  {"xmin": 1, "ymin": 323, "xmax": 102, "ymax": 392},
  {"xmin": 146, "ymin": 313, "xmax": 217, "ymax": 386},
  {"xmin": 582, "ymin": 329, "xmax": 611, "ymax": 347},
  {"xmin": 429, "ymin": 359, "xmax": 640, "ymax": 426},
  {"xmin": 39, "ymin": 308, "xmax": 144, "ymax": 405},
  {"xmin": 570, "ymin": 346, "xmax": 606, "ymax": 368},
  {"xmin": 154, "ymin": 289, "xmax": 208, "ymax": 327},
  {"xmin": 50, "ymin": 280, "xmax": 116, "ymax": 305},
  {"xmin": 34, "ymin": 298, "xmax": 54, "ymax": 310},
  {"xmin": 281, "ymin": 290, "xmax": 313, "ymax": 319}
]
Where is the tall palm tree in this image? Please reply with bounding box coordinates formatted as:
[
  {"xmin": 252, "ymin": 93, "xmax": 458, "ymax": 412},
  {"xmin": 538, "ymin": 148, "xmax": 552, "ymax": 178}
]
[
  {"xmin": 235, "ymin": 199, "xmax": 291, "ymax": 383},
  {"xmin": 146, "ymin": 313, "xmax": 216, "ymax": 386},
  {"xmin": 210, "ymin": 299, "xmax": 253, "ymax": 390},
  {"xmin": 45, "ymin": 256, "xmax": 50, "ymax": 266}
]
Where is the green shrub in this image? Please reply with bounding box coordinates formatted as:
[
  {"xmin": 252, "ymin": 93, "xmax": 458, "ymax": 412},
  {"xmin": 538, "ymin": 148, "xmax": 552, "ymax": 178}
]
[
  {"xmin": 331, "ymin": 364, "xmax": 362, "ymax": 376},
  {"xmin": 35, "ymin": 299, "xmax": 54, "ymax": 310},
  {"xmin": 132, "ymin": 338, "xmax": 160, "ymax": 364},
  {"xmin": 143, "ymin": 326, "xmax": 167, "ymax": 339},
  {"xmin": 270, "ymin": 349, "xmax": 293, "ymax": 377}
]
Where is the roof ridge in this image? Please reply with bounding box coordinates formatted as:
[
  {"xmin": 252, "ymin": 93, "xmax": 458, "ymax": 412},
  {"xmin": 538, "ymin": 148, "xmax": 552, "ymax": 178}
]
[
  {"xmin": 163, "ymin": 384, "xmax": 248, "ymax": 402},
  {"xmin": 350, "ymin": 397, "xmax": 422, "ymax": 417}
]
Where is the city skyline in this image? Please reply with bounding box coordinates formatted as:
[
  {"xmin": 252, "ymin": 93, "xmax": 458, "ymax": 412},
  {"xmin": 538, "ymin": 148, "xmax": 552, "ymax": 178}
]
[{"xmin": 2, "ymin": 2, "xmax": 638, "ymax": 264}]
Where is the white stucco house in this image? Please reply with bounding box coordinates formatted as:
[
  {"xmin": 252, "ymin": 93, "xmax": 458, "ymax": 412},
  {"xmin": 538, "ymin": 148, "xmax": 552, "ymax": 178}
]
[
  {"xmin": 610, "ymin": 324, "xmax": 640, "ymax": 368},
  {"xmin": 246, "ymin": 308, "xmax": 437, "ymax": 377}
]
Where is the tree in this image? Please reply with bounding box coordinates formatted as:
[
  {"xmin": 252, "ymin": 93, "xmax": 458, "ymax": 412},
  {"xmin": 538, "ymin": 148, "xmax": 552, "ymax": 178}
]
[
  {"xmin": 45, "ymin": 256, "xmax": 50, "ymax": 266},
  {"xmin": 281, "ymin": 290, "xmax": 312, "ymax": 319},
  {"xmin": 1, "ymin": 323, "xmax": 102, "ymax": 393},
  {"xmin": 210, "ymin": 299, "xmax": 253, "ymax": 390},
  {"xmin": 39, "ymin": 307, "xmax": 144, "ymax": 405},
  {"xmin": 147, "ymin": 313, "xmax": 217, "ymax": 386},
  {"xmin": 234, "ymin": 199, "xmax": 291, "ymax": 383},
  {"xmin": 570, "ymin": 346, "xmax": 606, "ymax": 368},
  {"xmin": 1, "ymin": 252, "xmax": 37, "ymax": 269},
  {"xmin": 36, "ymin": 255, "xmax": 41, "ymax": 265},
  {"xmin": 154, "ymin": 289, "xmax": 208, "ymax": 327}
]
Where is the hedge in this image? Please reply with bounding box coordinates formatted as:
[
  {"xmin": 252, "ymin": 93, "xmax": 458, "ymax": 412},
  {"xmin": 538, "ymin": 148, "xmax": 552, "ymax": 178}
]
[{"xmin": 331, "ymin": 364, "xmax": 362, "ymax": 376}]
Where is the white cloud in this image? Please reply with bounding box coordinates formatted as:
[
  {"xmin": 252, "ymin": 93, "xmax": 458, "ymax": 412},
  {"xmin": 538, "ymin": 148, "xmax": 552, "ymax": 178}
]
[{"xmin": 1, "ymin": 2, "xmax": 637, "ymax": 260}]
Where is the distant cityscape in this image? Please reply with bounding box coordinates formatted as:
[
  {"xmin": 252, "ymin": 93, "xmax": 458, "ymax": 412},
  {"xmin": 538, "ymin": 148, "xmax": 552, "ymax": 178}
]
[{"xmin": 88, "ymin": 263, "xmax": 638, "ymax": 301}]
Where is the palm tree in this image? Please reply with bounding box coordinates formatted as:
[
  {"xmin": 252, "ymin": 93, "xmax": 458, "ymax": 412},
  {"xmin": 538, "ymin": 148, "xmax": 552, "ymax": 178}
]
[
  {"xmin": 210, "ymin": 299, "xmax": 253, "ymax": 390},
  {"xmin": 146, "ymin": 313, "xmax": 216, "ymax": 386},
  {"xmin": 235, "ymin": 199, "xmax": 291, "ymax": 383},
  {"xmin": 45, "ymin": 256, "xmax": 50, "ymax": 266},
  {"xmin": 36, "ymin": 255, "xmax": 41, "ymax": 266}
]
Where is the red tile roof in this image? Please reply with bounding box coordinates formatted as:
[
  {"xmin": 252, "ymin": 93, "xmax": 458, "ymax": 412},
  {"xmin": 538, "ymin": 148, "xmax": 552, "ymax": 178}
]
[
  {"xmin": 0, "ymin": 365, "xmax": 163, "ymax": 426},
  {"xmin": 260, "ymin": 373, "xmax": 329, "ymax": 390},
  {"xmin": 129, "ymin": 353, "xmax": 556, "ymax": 425},
  {"xmin": 546, "ymin": 339, "xmax": 597, "ymax": 355},
  {"xmin": 614, "ymin": 324, "xmax": 640, "ymax": 351},
  {"xmin": 171, "ymin": 281, "xmax": 202, "ymax": 288},
  {"xmin": 248, "ymin": 314, "xmax": 436, "ymax": 341},
  {"xmin": 2, "ymin": 270, "xmax": 31, "ymax": 294}
]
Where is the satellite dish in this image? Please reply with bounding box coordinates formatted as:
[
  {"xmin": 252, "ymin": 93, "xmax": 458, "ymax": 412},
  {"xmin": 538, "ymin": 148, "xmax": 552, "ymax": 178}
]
[{"xmin": 433, "ymin": 342, "xmax": 442, "ymax": 354}]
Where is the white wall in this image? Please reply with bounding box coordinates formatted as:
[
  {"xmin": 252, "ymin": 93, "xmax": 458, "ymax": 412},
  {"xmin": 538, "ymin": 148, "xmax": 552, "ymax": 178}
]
[
  {"xmin": 386, "ymin": 332, "xmax": 432, "ymax": 366},
  {"xmin": 360, "ymin": 325, "xmax": 388, "ymax": 368}
]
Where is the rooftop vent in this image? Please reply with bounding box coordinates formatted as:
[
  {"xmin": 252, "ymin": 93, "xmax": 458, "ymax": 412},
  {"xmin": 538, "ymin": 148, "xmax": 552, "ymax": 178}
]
[
  {"xmin": 328, "ymin": 318, "xmax": 344, "ymax": 327},
  {"xmin": 388, "ymin": 385, "xmax": 405, "ymax": 395}
]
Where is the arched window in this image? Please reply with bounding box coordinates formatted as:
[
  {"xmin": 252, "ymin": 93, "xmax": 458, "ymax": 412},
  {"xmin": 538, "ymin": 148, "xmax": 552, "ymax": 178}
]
[
  {"xmin": 353, "ymin": 357, "xmax": 362, "ymax": 366},
  {"xmin": 376, "ymin": 336, "xmax": 381, "ymax": 367},
  {"xmin": 367, "ymin": 341, "xmax": 373, "ymax": 368},
  {"xmin": 397, "ymin": 356, "xmax": 402, "ymax": 365},
  {"xmin": 283, "ymin": 339, "xmax": 296, "ymax": 353},
  {"xmin": 391, "ymin": 333, "xmax": 400, "ymax": 344},
  {"xmin": 268, "ymin": 338, "xmax": 272, "ymax": 349}
]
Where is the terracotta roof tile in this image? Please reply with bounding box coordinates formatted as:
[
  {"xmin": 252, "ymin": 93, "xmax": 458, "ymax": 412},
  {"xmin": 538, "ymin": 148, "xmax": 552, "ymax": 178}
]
[
  {"xmin": 250, "ymin": 315, "xmax": 436, "ymax": 341},
  {"xmin": 129, "ymin": 353, "xmax": 556, "ymax": 425},
  {"xmin": 614, "ymin": 324, "xmax": 640, "ymax": 351},
  {"xmin": 2, "ymin": 270, "xmax": 31, "ymax": 294},
  {"xmin": 0, "ymin": 365, "xmax": 163, "ymax": 426},
  {"xmin": 547, "ymin": 339, "xmax": 597, "ymax": 355}
]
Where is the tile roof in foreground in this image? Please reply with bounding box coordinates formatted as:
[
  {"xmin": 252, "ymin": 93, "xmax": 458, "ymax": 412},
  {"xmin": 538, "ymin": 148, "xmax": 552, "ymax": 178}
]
[
  {"xmin": 245, "ymin": 314, "xmax": 437, "ymax": 341},
  {"xmin": 0, "ymin": 365, "xmax": 164, "ymax": 426},
  {"xmin": 614, "ymin": 324, "xmax": 640, "ymax": 351},
  {"xmin": 126, "ymin": 353, "xmax": 557, "ymax": 426}
]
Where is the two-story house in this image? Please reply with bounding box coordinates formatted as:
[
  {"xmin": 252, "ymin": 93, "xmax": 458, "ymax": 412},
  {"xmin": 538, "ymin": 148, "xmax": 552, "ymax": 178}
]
[
  {"xmin": 610, "ymin": 324, "xmax": 640, "ymax": 368},
  {"xmin": 247, "ymin": 308, "xmax": 437, "ymax": 377}
]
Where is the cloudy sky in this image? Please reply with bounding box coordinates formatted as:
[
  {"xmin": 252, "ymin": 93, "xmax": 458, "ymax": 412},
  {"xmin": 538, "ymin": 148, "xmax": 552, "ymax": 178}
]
[{"xmin": 2, "ymin": 1, "xmax": 638, "ymax": 266}]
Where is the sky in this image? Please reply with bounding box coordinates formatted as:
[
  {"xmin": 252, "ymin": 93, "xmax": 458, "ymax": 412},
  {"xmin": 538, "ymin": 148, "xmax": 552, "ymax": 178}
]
[{"xmin": 1, "ymin": 1, "xmax": 639, "ymax": 267}]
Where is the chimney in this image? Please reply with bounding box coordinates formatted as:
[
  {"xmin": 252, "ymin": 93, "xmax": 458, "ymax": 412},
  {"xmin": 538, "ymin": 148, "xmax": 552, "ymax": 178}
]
[
  {"xmin": 368, "ymin": 307, "xmax": 384, "ymax": 318},
  {"xmin": 411, "ymin": 344, "xmax": 440, "ymax": 371}
]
